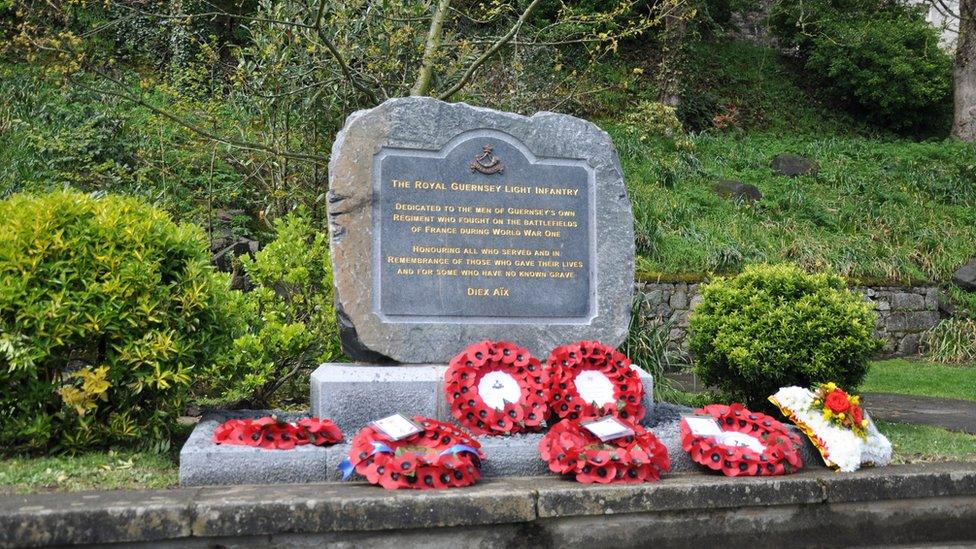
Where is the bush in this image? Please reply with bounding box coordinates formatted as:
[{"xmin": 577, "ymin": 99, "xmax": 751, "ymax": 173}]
[
  {"xmin": 0, "ymin": 191, "xmax": 241, "ymax": 452},
  {"xmin": 805, "ymin": 14, "xmax": 951, "ymax": 129},
  {"xmin": 202, "ymin": 212, "xmax": 344, "ymax": 408},
  {"xmin": 689, "ymin": 264, "xmax": 880, "ymax": 408}
]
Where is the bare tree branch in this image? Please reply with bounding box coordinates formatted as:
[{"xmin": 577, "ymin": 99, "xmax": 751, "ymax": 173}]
[
  {"xmin": 411, "ymin": 0, "xmax": 452, "ymax": 96},
  {"xmin": 436, "ymin": 0, "xmax": 544, "ymax": 100}
]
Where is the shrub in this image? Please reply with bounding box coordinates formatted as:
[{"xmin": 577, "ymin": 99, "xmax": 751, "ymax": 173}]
[
  {"xmin": 689, "ymin": 264, "xmax": 880, "ymax": 408},
  {"xmin": 202, "ymin": 212, "xmax": 344, "ymax": 408},
  {"xmin": 805, "ymin": 14, "xmax": 951, "ymax": 129},
  {"xmin": 0, "ymin": 191, "xmax": 241, "ymax": 452}
]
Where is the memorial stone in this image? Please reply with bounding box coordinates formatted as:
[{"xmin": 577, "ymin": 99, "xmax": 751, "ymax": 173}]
[{"xmin": 327, "ymin": 97, "xmax": 635, "ymax": 363}]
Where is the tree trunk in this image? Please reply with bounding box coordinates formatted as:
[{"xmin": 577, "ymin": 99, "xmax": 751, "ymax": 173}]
[
  {"xmin": 954, "ymin": 0, "xmax": 976, "ymax": 140},
  {"xmin": 657, "ymin": 0, "xmax": 688, "ymax": 108}
]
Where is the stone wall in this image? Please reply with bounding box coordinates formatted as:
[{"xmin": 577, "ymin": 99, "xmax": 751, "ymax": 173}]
[{"xmin": 635, "ymin": 281, "xmax": 941, "ymax": 357}]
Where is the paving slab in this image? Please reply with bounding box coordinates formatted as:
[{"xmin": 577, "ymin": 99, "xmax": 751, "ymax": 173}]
[{"xmin": 863, "ymin": 392, "xmax": 976, "ymax": 435}]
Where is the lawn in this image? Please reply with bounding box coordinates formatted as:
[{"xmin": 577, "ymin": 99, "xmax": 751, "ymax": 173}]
[
  {"xmin": 878, "ymin": 421, "xmax": 976, "ymax": 463},
  {"xmin": 0, "ymin": 451, "xmax": 178, "ymax": 495},
  {"xmin": 862, "ymin": 359, "xmax": 976, "ymax": 401}
]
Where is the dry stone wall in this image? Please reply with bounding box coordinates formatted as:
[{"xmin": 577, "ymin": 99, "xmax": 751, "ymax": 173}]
[{"xmin": 635, "ymin": 281, "xmax": 940, "ymax": 357}]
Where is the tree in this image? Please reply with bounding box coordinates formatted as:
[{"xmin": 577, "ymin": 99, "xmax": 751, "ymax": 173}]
[{"xmin": 954, "ymin": 0, "xmax": 976, "ymax": 140}]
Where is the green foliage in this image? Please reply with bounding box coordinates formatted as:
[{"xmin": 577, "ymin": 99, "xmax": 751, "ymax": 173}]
[
  {"xmin": 0, "ymin": 449, "xmax": 179, "ymax": 494},
  {"xmin": 689, "ymin": 264, "xmax": 880, "ymax": 408},
  {"xmin": 624, "ymin": 294, "xmax": 685, "ymax": 401},
  {"xmin": 204, "ymin": 212, "xmax": 343, "ymax": 408},
  {"xmin": 610, "ymin": 123, "xmax": 976, "ymax": 282},
  {"xmin": 923, "ymin": 319, "xmax": 976, "ymax": 365},
  {"xmin": 806, "ymin": 15, "xmax": 951, "ymax": 129},
  {"xmin": 0, "ymin": 191, "xmax": 241, "ymax": 453},
  {"xmin": 771, "ymin": 0, "xmax": 951, "ymax": 130}
]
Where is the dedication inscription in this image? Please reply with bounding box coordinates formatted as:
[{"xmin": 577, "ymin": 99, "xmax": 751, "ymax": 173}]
[
  {"xmin": 375, "ymin": 132, "xmax": 594, "ymax": 320},
  {"xmin": 327, "ymin": 97, "xmax": 634, "ymax": 363}
]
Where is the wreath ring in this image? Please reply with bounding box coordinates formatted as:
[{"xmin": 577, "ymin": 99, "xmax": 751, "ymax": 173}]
[
  {"xmin": 538, "ymin": 417, "xmax": 670, "ymax": 483},
  {"xmin": 340, "ymin": 416, "xmax": 484, "ymax": 490},
  {"xmin": 547, "ymin": 341, "xmax": 645, "ymax": 423},
  {"xmin": 680, "ymin": 403, "xmax": 804, "ymax": 476},
  {"xmin": 445, "ymin": 340, "xmax": 549, "ymax": 435}
]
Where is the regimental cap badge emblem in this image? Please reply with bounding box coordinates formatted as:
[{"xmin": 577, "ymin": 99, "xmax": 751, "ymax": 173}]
[{"xmin": 470, "ymin": 145, "xmax": 505, "ymax": 175}]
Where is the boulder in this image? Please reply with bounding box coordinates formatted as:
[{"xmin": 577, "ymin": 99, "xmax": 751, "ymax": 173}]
[
  {"xmin": 714, "ymin": 179, "xmax": 762, "ymax": 202},
  {"xmin": 952, "ymin": 257, "xmax": 976, "ymax": 292},
  {"xmin": 772, "ymin": 153, "xmax": 819, "ymax": 177}
]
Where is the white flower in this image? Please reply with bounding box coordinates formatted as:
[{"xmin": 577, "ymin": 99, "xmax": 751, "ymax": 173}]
[{"xmin": 771, "ymin": 386, "xmax": 892, "ymax": 472}]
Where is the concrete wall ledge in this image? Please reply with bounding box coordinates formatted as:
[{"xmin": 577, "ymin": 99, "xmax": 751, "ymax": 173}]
[{"xmin": 3, "ymin": 463, "xmax": 976, "ymax": 548}]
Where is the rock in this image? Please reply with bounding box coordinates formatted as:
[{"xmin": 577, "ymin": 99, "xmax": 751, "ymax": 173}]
[
  {"xmin": 327, "ymin": 97, "xmax": 634, "ymax": 363},
  {"xmin": 713, "ymin": 179, "xmax": 762, "ymax": 202},
  {"xmin": 772, "ymin": 153, "xmax": 819, "ymax": 177},
  {"xmin": 953, "ymin": 258, "xmax": 976, "ymax": 291}
]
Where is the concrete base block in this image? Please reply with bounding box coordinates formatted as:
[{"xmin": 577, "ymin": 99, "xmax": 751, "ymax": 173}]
[
  {"xmin": 179, "ymin": 411, "xmax": 337, "ymax": 487},
  {"xmin": 310, "ymin": 362, "xmax": 655, "ymax": 434}
]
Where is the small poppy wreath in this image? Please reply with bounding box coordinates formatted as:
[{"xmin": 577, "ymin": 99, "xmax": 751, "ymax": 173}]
[
  {"xmin": 213, "ymin": 416, "xmax": 343, "ymax": 449},
  {"xmin": 538, "ymin": 417, "xmax": 670, "ymax": 484},
  {"xmin": 547, "ymin": 341, "xmax": 645, "ymax": 423},
  {"xmin": 680, "ymin": 403, "xmax": 804, "ymax": 476},
  {"xmin": 340, "ymin": 416, "xmax": 485, "ymax": 490},
  {"xmin": 445, "ymin": 340, "xmax": 549, "ymax": 435}
]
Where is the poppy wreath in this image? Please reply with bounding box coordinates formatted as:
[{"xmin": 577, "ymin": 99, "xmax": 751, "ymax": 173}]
[
  {"xmin": 213, "ymin": 417, "xmax": 343, "ymax": 449},
  {"xmin": 340, "ymin": 416, "xmax": 485, "ymax": 490},
  {"xmin": 445, "ymin": 340, "xmax": 549, "ymax": 435},
  {"xmin": 679, "ymin": 403, "xmax": 804, "ymax": 476},
  {"xmin": 538, "ymin": 417, "xmax": 670, "ymax": 484},
  {"xmin": 547, "ymin": 341, "xmax": 645, "ymax": 423}
]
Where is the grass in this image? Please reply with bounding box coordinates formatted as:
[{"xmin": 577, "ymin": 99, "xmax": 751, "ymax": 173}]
[
  {"xmin": 0, "ymin": 451, "xmax": 179, "ymax": 495},
  {"xmin": 877, "ymin": 421, "xmax": 976, "ymax": 463},
  {"xmin": 862, "ymin": 359, "xmax": 976, "ymax": 401}
]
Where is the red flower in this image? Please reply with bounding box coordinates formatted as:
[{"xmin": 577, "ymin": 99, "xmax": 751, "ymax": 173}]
[
  {"xmin": 445, "ymin": 341, "xmax": 549, "ymax": 435},
  {"xmin": 680, "ymin": 404, "xmax": 803, "ymax": 477},
  {"xmin": 345, "ymin": 416, "xmax": 484, "ymax": 490},
  {"xmin": 213, "ymin": 416, "xmax": 343, "ymax": 449},
  {"xmin": 547, "ymin": 341, "xmax": 645, "ymax": 423},
  {"xmin": 538, "ymin": 417, "xmax": 669, "ymax": 484},
  {"xmin": 824, "ymin": 389, "xmax": 852, "ymax": 414},
  {"xmin": 850, "ymin": 405, "xmax": 864, "ymax": 425}
]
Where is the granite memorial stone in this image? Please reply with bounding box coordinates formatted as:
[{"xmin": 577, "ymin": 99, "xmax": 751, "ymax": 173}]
[{"xmin": 327, "ymin": 97, "xmax": 634, "ymax": 363}]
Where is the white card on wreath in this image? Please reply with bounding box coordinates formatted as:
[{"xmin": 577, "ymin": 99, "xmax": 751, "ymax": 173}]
[
  {"xmin": 683, "ymin": 415, "xmax": 723, "ymax": 436},
  {"xmin": 371, "ymin": 413, "xmax": 422, "ymax": 441},
  {"xmin": 582, "ymin": 416, "xmax": 635, "ymax": 442},
  {"xmin": 714, "ymin": 431, "xmax": 766, "ymax": 453}
]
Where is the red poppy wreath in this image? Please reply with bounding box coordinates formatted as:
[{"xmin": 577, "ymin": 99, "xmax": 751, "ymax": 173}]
[
  {"xmin": 340, "ymin": 416, "xmax": 485, "ymax": 490},
  {"xmin": 547, "ymin": 341, "xmax": 645, "ymax": 423},
  {"xmin": 445, "ymin": 340, "xmax": 549, "ymax": 435},
  {"xmin": 680, "ymin": 403, "xmax": 804, "ymax": 476},
  {"xmin": 213, "ymin": 417, "xmax": 343, "ymax": 449},
  {"xmin": 538, "ymin": 417, "xmax": 670, "ymax": 483}
]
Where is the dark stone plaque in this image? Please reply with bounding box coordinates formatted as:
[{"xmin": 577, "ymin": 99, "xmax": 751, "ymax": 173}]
[{"xmin": 373, "ymin": 131, "xmax": 593, "ymax": 321}]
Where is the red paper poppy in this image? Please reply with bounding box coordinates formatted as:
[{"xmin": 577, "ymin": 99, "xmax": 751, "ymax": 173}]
[
  {"xmin": 680, "ymin": 403, "xmax": 803, "ymax": 477},
  {"xmin": 213, "ymin": 416, "xmax": 343, "ymax": 449},
  {"xmin": 342, "ymin": 416, "xmax": 484, "ymax": 490},
  {"xmin": 547, "ymin": 341, "xmax": 645, "ymax": 423},
  {"xmin": 445, "ymin": 340, "xmax": 550, "ymax": 435},
  {"xmin": 538, "ymin": 416, "xmax": 670, "ymax": 484}
]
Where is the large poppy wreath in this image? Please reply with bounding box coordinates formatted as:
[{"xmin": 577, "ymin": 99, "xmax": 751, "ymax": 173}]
[
  {"xmin": 445, "ymin": 340, "xmax": 549, "ymax": 435},
  {"xmin": 340, "ymin": 416, "xmax": 485, "ymax": 490},
  {"xmin": 547, "ymin": 341, "xmax": 645, "ymax": 423},
  {"xmin": 538, "ymin": 417, "xmax": 670, "ymax": 484},
  {"xmin": 213, "ymin": 417, "xmax": 343, "ymax": 449},
  {"xmin": 680, "ymin": 403, "xmax": 804, "ymax": 476}
]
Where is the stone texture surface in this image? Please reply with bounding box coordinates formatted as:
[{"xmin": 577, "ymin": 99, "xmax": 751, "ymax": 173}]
[
  {"xmin": 180, "ymin": 411, "xmax": 335, "ymax": 487},
  {"xmin": 635, "ymin": 280, "xmax": 941, "ymax": 356},
  {"xmin": 328, "ymin": 97, "xmax": 634, "ymax": 363},
  {"xmin": 310, "ymin": 362, "xmax": 654, "ymax": 435},
  {"xmin": 713, "ymin": 179, "xmax": 762, "ymax": 202},
  {"xmin": 771, "ymin": 153, "xmax": 819, "ymax": 177},
  {"xmin": 7, "ymin": 464, "xmax": 976, "ymax": 548},
  {"xmin": 954, "ymin": 257, "xmax": 976, "ymax": 291}
]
